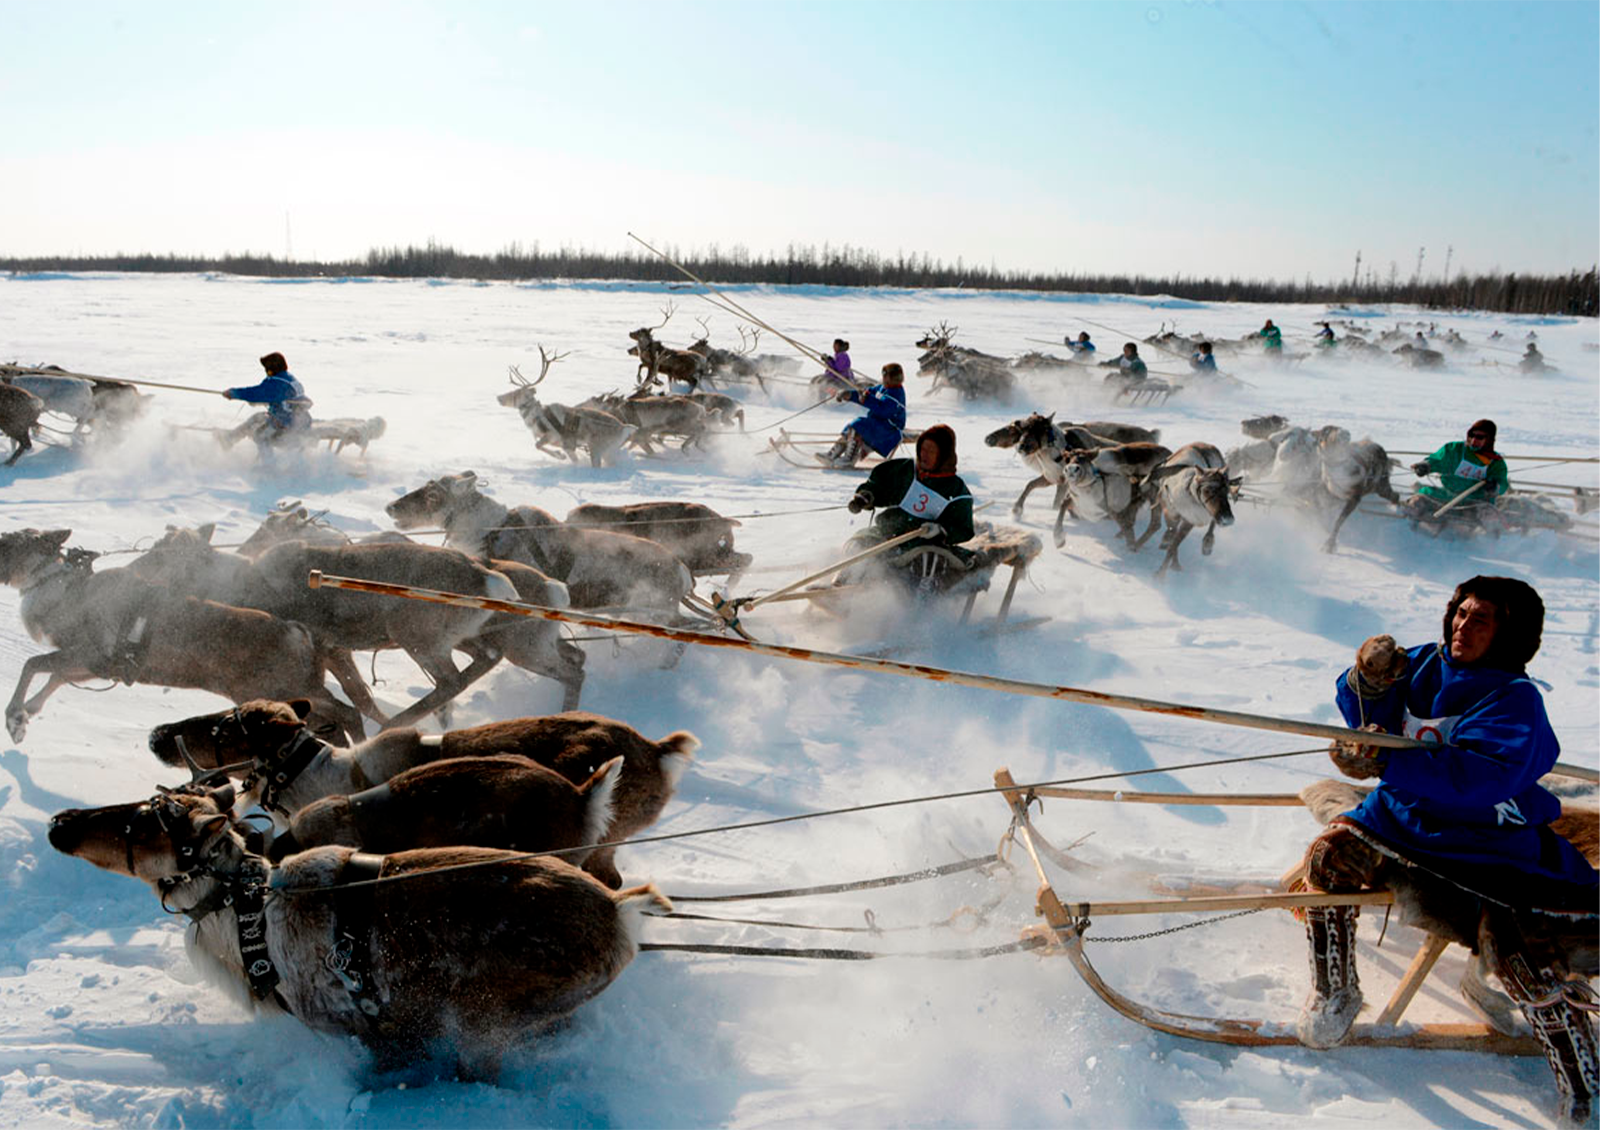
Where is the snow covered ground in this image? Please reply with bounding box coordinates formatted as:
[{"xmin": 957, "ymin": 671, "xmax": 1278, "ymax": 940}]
[{"xmin": 0, "ymin": 272, "xmax": 1596, "ymax": 1128}]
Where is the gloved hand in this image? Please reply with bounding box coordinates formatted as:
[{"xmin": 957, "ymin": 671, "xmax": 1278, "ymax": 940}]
[
  {"xmin": 1329, "ymin": 723, "xmax": 1388, "ymax": 780},
  {"xmin": 1355, "ymin": 635, "xmax": 1407, "ymax": 690},
  {"xmin": 835, "ymin": 391, "xmax": 852, "ymax": 402},
  {"xmin": 1410, "ymin": 460, "xmax": 1431, "ymax": 477},
  {"xmin": 221, "ymin": 390, "xmax": 235, "ymax": 400},
  {"xmin": 847, "ymin": 495, "xmax": 869, "ymax": 514}
]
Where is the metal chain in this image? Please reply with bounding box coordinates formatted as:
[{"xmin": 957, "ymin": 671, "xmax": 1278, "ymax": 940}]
[{"xmin": 1083, "ymin": 906, "xmax": 1263, "ymax": 944}]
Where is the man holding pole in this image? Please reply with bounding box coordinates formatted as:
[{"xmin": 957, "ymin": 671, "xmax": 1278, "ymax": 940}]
[
  {"xmin": 1295, "ymin": 576, "xmax": 1596, "ymax": 1123},
  {"xmin": 1405, "ymin": 419, "xmax": 1509, "ymax": 529},
  {"xmin": 222, "ymin": 351, "xmax": 311, "ymax": 445},
  {"xmin": 818, "ymin": 362, "xmax": 907, "ymax": 468}
]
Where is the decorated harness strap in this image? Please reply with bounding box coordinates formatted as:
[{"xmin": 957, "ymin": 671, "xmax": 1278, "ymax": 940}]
[
  {"xmin": 233, "ymin": 857, "xmax": 281, "ymax": 1001},
  {"xmin": 253, "ymin": 730, "xmax": 331, "ymax": 815},
  {"xmin": 326, "ymin": 852, "xmax": 385, "ymax": 1022}
]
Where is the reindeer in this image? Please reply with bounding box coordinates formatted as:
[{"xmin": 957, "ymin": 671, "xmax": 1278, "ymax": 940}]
[
  {"xmin": 580, "ymin": 389, "xmax": 709, "ymax": 454},
  {"xmin": 498, "ymin": 346, "xmax": 636, "ymax": 467},
  {"xmin": 264, "ymin": 752, "xmax": 622, "ymax": 865},
  {"xmin": 48, "ymin": 786, "xmax": 668, "ymax": 1080},
  {"xmin": 684, "ymin": 390, "xmax": 745, "ymax": 430},
  {"xmin": 0, "ymin": 383, "xmax": 42, "ymax": 466},
  {"xmin": 149, "ymin": 698, "xmax": 697, "ymax": 888},
  {"xmin": 1393, "ymin": 343, "xmax": 1446, "ymax": 369},
  {"xmin": 1055, "ymin": 441, "xmax": 1174, "ymax": 548},
  {"xmin": 701, "ymin": 326, "xmax": 767, "ymax": 390},
  {"xmin": 386, "ymin": 471, "xmax": 695, "ymax": 613},
  {"xmin": 1135, "ymin": 444, "xmax": 1239, "ymax": 577},
  {"xmin": 1317, "ymin": 431, "xmax": 1400, "ymax": 553},
  {"xmin": 565, "ymin": 501, "xmax": 750, "ymax": 573},
  {"xmin": 628, "ymin": 304, "xmax": 712, "ymax": 392},
  {"xmin": 915, "ymin": 323, "xmax": 1017, "ymax": 402},
  {"xmin": 983, "ymin": 413, "xmax": 1109, "ymax": 518},
  {"xmin": 305, "ymin": 415, "xmax": 387, "ymax": 454},
  {"xmin": 0, "ymin": 528, "xmax": 363, "ymax": 743},
  {"xmin": 125, "ymin": 529, "xmax": 537, "ymax": 727}
]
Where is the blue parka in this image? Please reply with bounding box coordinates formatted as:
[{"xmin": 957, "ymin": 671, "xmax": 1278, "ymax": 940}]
[
  {"xmin": 226, "ymin": 372, "xmax": 309, "ymax": 428},
  {"xmin": 1335, "ymin": 642, "xmax": 1595, "ymax": 887},
  {"xmin": 840, "ymin": 383, "xmax": 907, "ymax": 456}
]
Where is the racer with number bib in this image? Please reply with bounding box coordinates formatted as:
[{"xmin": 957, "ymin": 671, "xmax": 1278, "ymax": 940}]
[
  {"xmin": 1294, "ymin": 576, "xmax": 1597, "ymax": 1123},
  {"xmin": 844, "ymin": 424, "xmax": 975, "ymax": 572},
  {"xmin": 1406, "ymin": 419, "xmax": 1509, "ymax": 529}
]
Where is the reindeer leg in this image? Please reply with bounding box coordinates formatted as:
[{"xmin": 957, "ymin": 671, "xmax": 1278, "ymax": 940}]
[
  {"xmin": 7, "ymin": 653, "xmax": 86, "ymax": 741},
  {"xmin": 323, "ymin": 648, "xmax": 389, "ymax": 725},
  {"xmin": 1052, "ymin": 489, "xmax": 1074, "ymax": 548},
  {"xmin": 1013, "ymin": 475, "xmax": 1047, "ymax": 519},
  {"xmin": 1201, "ymin": 520, "xmax": 1217, "ymax": 555},
  {"xmin": 1322, "ymin": 494, "xmax": 1361, "ymax": 553},
  {"xmin": 1156, "ymin": 520, "xmax": 1191, "ymax": 578},
  {"xmin": 1131, "ymin": 502, "xmax": 1164, "ymax": 551}
]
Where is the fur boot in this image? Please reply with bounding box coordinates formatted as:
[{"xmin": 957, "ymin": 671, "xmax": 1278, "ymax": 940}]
[
  {"xmin": 1297, "ymin": 905, "xmax": 1363, "ymax": 1049},
  {"xmin": 815, "ymin": 430, "xmax": 865, "ymax": 468},
  {"xmin": 1485, "ymin": 923, "xmax": 1598, "ymax": 1126}
]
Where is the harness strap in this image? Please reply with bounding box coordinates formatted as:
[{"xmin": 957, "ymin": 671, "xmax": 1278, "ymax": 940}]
[
  {"xmin": 327, "ymin": 852, "xmax": 385, "ymax": 1022},
  {"xmin": 233, "ymin": 858, "xmax": 280, "ymax": 1001},
  {"xmin": 253, "ymin": 729, "xmax": 331, "ymax": 815}
]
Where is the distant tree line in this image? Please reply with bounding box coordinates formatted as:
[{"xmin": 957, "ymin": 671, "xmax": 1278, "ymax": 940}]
[{"xmin": 4, "ymin": 242, "xmax": 1595, "ymax": 316}]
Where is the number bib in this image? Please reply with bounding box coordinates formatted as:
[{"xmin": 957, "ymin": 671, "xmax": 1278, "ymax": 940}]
[
  {"xmin": 896, "ymin": 479, "xmax": 956, "ymax": 520},
  {"xmin": 1401, "ymin": 710, "xmax": 1459, "ymax": 747},
  {"xmin": 1452, "ymin": 458, "xmax": 1489, "ymax": 482}
]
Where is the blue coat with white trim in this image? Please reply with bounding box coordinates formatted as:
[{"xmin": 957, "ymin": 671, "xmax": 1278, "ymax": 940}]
[
  {"xmin": 840, "ymin": 383, "xmax": 907, "ymax": 456},
  {"xmin": 1335, "ymin": 642, "xmax": 1594, "ymax": 885}
]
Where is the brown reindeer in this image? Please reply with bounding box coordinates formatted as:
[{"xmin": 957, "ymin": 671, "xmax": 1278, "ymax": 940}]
[
  {"xmin": 265, "ymin": 753, "xmax": 622, "ymax": 865},
  {"xmin": 565, "ymin": 500, "xmax": 751, "ymax": 574},
  {"xmin": 0, "ymin": 384, "xmax": 43, "ymax": 466},
  {"xmin": 386, "ymin": 471, "xmax": 695, "ymax": 612},
  {"xmin": 126, "ymin": 529, "xmax": 530, "ymax": 727},
  {"xmin": 49, "ymin": 787, "xmax": 667, "ymax": 1080},
  {"xmin": 499, "ymin": 347, "xmax": 636, "ymax": 467},
  {"xmin": 628, "ymin": 303, "xmax": 712, "ymax": 391},
  {"xmin": 0, "ymin": 529, "xmax": 363, "ymax": 743},
  {"xmin": 983, "ymin": 412, "xmax": 1118, "ymax": 518},
  {"xmin": 148, "ymin": 698, "xmax": 697, "ymax": 888},
  {"xmin": 580, "ymin": 390, "xmax": 710, "ymax": 454}
]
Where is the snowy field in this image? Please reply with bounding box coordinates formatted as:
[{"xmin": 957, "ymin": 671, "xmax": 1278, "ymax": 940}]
[{"xmin": 1, "ymin": 272, "xmax": 1596, "ymax": 1129}]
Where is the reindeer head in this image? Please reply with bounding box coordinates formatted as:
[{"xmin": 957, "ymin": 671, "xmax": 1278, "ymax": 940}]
[
  {"xmin": 148, "ymin": 698, "xmax": 313, "ymax": 774},
  {"xmin": 499, "ymin": 346, "xmax": 567, "ymax": 408},
  {"xmin": 49, "ymin": 786, "xmax": 239, "ymax": 883},
  {"xmin": 387, "ymin": 471, "xmax": 479, "ymax": 529},
  {"xmin": 1193, "ymin": 468, "xmax": 1238, "ymax": 526},
  {"xmin": 238, "ymin": 505, "xmax": 348, "ymax": 557},
  {"xmin": 1015, "ymin": 413, "xmax": 1059, "ymax": 458},
  {"xmin": 915, "ymin": 321, "xmax": 956, "ymax": 351},
  {"xmin": 0, "ymin": 528, "xmax": 72, "ymax": 586}
]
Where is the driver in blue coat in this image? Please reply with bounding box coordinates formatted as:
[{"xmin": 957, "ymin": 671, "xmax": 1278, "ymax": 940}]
[
  {"xmin": 1296, "ymin": 576, "xmax": 1596, "ymax": 1123},
  {"xmin": 818, "ymin": 362, "xmax": 908, "ymax": 468},
  {"xmin": 224, "ymin": 351, "xmax": 311, "ymax": 440}
]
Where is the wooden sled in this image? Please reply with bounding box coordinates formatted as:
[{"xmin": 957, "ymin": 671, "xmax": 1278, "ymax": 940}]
[
  {"xmin": 1114, "ymin": 379, "xmax": 1181, "ymax": 407},
  {"xmin": 991, "ymin": 768, "xmax": 1546, "ymax": 1057},
  {"xmin": 762, "ymin": 427, "xmax": 920, "ymax": 472}
]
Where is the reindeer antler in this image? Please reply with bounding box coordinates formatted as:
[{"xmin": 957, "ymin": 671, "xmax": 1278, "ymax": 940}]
[
  {"xmin": 650, "ymin": 301, "xmax": 677, "ymax": 331},
  {"xmin": 532, "ymin": 345, "xmax": 569, "ymax": 387},
  {"xmin": 694, "ymin": 314, "xmax": 711, "ymax": 340},
  {"xmin": 737, "ymin": 325, "xmax": 760, "ymax": 354},
  {"xmin": 508, "ymin": 364, "xmax": 530, "ymax": 387}
]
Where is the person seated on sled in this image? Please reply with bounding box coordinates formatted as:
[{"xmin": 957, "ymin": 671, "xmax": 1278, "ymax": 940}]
[
  {"xmin": 1519, "ymin": 342, "xmax": 1548, "ymax": 374},
  {"xmin": 1189, "ymin": 342, "xmax": 1218, "ymax": 372},
  {"xmin": 1065, "ymin": 331, "xmax": 1096, "ymax": 358},
  {"xmin": 1314, "ymin": 322, "xmax": 1336, "ymax": 346},
  {"xmin": 1296, "ymin": 576, "xmax": 1597, "ymax": 1123},
  {"xmin": 818, "ymin": 362, "xmax": 907, "ymax": 468},
  {"xmin": 1257, "ymin": 319, "xmax": 1283, "ymax": 355},
  {"xmin": 1405, "ymin": 418, "xmax": 1509, "ymax": 525},
  {"xmin": 222, "ymin": 351, "xmax": 311, "ymax": 446},
  {"xmin": 1488, "ymin": 329, "xmax": 1504, "ymax": 341},
  {"xmin": 816, "ymin": 338, "xmax": 854, "ymax": 392},
  {"xmin": 844, "ymin": 424, "xmax": 975, "ymax": 572},
  {"xmin": 1099, "ymin": 342, "xmax": 1149, "ymax": 386}
]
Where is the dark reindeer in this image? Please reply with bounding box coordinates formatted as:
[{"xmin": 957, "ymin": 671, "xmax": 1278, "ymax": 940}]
[
  {"xmin": 0, "ymin": 528, "xmax": 363, "ymax": 743},
  {"xmin": 49, "ymin": 786, "xmax": 668, "ymax": 1080},
  {"xmin": 149, "ymin": 698, "xmax": 697, "ymax": 888},
  {"xmin": 387, "ymin": 471, "xmax": 695, "ymax": 613}
]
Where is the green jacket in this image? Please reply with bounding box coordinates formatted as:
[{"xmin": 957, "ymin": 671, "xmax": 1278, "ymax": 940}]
[
  {"xmin": 853, "ymin": 458, "xmax": 975, "ymax": 547},
  {"xmin": 1258, "ymin": 326, "xmax": 1283, "ymax": 351},
  {"xmin": 1416, "ymin": 441, "xmax": 1509, "ymax": 502}
]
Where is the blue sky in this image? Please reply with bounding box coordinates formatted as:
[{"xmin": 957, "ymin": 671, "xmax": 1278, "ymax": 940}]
[{"xmin": 3, "ymin": 0, "xmax": 1595, "ymax": 281}]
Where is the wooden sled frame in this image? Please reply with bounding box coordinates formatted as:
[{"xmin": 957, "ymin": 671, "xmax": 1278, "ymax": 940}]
[
  {"xmin": 992, "ymin": 768, "xmax": 1545, "ymax": 1056},
  {"xmin": 1115, "ymin": 379, "xmax": 1181, "ymax": 407}
]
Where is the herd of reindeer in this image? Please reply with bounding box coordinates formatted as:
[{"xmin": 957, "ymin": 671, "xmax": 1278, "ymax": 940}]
[{"xmin": 0, "ymin": 304, "xmax": 1562, "ymax": 1081}]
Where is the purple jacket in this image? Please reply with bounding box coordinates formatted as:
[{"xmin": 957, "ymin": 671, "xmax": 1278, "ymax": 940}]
[{"xmin": 822, "ymin": 351, "xmax": 852, "ymax": 385}]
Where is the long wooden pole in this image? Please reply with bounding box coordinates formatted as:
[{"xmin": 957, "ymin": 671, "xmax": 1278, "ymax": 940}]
[
  {"xmin": 1070, "ymin": 317, "xmax": 1254, "ymax": 389},
  {"xmin": 1430, "ymin": 479, "xmax": 1488, "ymax": 517},
  {"xmin": 0, "ymin": 363, "xmax": 224, "ymax": 397},
  {"xmin": 303, "ymin": 569, "xmax": 1598, "ymax": 782},
  {"xmin": 738, "ymin": 523, "xmax": 942, "ymax": 611},
  {"xmin": 626, "ymin": 232, "xmax": 870, "ymax": 387},
  {"xmin": 1391, "ymin": 450, "xmax": 1599, "ymax": 464}
]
